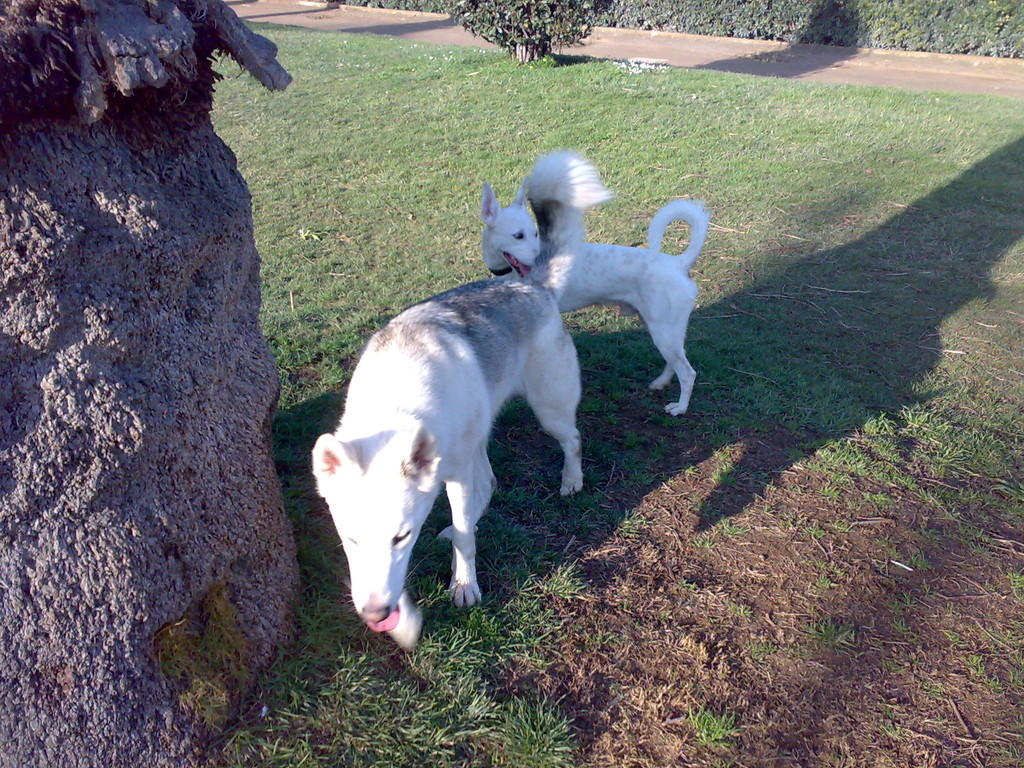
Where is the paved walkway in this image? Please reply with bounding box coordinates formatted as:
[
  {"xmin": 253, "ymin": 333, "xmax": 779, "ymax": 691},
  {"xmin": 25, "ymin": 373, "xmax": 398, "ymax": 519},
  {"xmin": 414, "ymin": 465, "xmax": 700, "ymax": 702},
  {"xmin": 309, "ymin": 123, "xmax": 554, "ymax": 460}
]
[{"xmin": 230, "ymin": 1, "xmax": 1024, "ymax": 99}]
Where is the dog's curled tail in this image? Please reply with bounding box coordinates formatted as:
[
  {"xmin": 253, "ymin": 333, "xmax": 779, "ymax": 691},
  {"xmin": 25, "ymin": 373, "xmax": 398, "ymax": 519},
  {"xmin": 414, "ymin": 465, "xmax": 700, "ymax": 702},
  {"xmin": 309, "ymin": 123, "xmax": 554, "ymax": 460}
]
[
  {"xmin": 647, "ymin": 198, "xmax": 710, "ymax": 273},
  {"xmin": 527, "ymin": 151, "xmax": 613, "ymax": 259}
]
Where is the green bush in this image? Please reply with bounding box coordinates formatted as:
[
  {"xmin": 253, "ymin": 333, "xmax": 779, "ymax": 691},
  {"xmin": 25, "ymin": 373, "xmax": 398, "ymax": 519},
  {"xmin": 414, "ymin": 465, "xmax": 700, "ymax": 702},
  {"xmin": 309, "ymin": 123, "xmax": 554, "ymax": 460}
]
[
  {"xmin": 858, "ymin": 0, "xmax": 1023, "ymax": 58},
  {"xmin": 342, "ymin": 0, "xmax": 1023, "ymax": 58},
  {"xmin": 347, "ymin": 0, "xmax": 452, "ymax": 11},
  {"xmin": 451, "ymin": 0, "xmax": 604, "ymax": 63},
  {"xmin": 593, "ymin": 0, "xmax": 1023, "ymax": 58},
  {"xmin": 595, "ymin": 0, "xmax": 812, "ymax": 41}
]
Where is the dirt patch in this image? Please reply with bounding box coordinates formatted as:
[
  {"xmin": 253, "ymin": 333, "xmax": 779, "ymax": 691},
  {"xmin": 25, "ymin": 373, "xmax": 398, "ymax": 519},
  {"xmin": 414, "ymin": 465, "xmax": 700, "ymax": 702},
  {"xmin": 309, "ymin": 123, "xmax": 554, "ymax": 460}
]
[{"xmin": 501, "ymin": 416, "xmax": 1024, "ymax": 767}]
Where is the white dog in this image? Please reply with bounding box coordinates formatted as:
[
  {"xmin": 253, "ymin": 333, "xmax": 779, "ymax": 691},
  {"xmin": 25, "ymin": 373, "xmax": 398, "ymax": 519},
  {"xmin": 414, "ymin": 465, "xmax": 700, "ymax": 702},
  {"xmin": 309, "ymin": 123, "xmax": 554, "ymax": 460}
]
[
  {"xmin": 312, "ymin": 279, "xmax": 583, "ymax": 650},
  {"xmin": 481, "ymin": 151, "xmax": 710, "ymax": 415}
]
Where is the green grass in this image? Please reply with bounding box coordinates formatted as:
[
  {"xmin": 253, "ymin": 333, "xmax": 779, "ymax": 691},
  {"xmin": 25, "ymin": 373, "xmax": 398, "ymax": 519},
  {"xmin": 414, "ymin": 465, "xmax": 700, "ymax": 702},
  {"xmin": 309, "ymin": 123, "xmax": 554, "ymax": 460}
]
[
  {"xmin": 688, "ymin": 708, "xmax": 740, "ymax": 747},
  {"xmin": 1010, "ymin": 570, "xmax": 1024, "ymax": 602},
  {"xmin": 808, "ymin": 619, "xmax": 858, "ymax": 649},
  {"xmin": 210, "ymin": 22, "xmax": 1024, "ymax": 767}
]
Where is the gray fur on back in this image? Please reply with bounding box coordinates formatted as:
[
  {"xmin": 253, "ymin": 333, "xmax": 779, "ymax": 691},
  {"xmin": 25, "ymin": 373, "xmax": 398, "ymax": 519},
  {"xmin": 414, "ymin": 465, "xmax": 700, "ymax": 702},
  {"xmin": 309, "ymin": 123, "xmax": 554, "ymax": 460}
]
[{"xmin": 369, "ymin": 279, "xmax": 555, "ymax": 387}]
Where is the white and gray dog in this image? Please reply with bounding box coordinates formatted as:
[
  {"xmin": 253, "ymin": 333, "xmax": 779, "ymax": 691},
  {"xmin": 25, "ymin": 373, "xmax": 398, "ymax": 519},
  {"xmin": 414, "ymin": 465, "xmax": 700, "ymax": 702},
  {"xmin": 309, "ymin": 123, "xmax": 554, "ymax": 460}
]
[
  {"xmin": 312, "ymin": 280, "xmax": 583, "ymax": 650},
  {"xmin": 481, "ymin": 151, "xmax": 710, "ymax": 415}
]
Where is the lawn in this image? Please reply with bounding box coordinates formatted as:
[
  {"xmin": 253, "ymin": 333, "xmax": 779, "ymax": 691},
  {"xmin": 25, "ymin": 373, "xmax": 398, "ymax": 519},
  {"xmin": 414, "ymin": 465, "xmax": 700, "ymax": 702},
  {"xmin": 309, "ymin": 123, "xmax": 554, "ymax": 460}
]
[{"xmin": 211, "ymin": 24, "xmax": 1024, "ymax": 767}]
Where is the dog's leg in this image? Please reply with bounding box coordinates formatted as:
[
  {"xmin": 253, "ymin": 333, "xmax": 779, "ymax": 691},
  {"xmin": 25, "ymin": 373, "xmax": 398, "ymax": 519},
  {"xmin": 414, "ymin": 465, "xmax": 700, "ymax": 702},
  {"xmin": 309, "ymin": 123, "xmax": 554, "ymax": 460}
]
[
  {"xmin": 445, "ymin": 477, "xmax": 482, "ymax": 607},
  {"xmin": 649, "ymin": 362, "xmax": 675, "ymax": 391},
  {"xmin": 524, "ymin": 331, "xmax": 584, "ymax": 495},
  {"xmin": 540, "ymin": 413, "xmax": 583, "ymax": 495},
  {"xmin": 666, "ymin": 355, "xmax": 697, "ymax": 416},
  {"xmin": 646, "ymin": 320, "xmax": 696, "ymax": 415},
  {"xmin": 642, "ymin": 302, "xmax": 697, "ymax": 415},
  {"xmin": 444, "ymin": 446, "xmax": 493, "ymax": 607},
  {"xmin": 637, "ymin": 308, "xmax": 676, "ymax": 391}
]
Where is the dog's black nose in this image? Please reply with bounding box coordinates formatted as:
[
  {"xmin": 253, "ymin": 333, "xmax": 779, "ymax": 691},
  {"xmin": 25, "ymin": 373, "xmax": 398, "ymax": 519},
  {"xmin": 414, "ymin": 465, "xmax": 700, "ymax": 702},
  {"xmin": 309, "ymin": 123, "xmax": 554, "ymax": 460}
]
[{"xmin": 361, "ymin": 604, "xmax": 392, "ymax": 623}]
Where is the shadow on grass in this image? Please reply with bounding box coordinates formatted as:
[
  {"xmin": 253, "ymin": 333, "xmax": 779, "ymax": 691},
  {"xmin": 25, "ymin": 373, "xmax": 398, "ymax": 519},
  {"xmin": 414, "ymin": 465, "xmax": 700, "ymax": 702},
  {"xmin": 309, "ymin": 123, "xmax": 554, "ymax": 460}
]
[
  {"xmin": 549, "ymin": 53, "xmax": 599, "ymax": 68},
  {"xmin": 688, "ymin": 134, "xmax": 1022, "ymax": 529},
  {"xmin": 541, "ymin": 135, "xmax": 1024, "ymax": 762}
]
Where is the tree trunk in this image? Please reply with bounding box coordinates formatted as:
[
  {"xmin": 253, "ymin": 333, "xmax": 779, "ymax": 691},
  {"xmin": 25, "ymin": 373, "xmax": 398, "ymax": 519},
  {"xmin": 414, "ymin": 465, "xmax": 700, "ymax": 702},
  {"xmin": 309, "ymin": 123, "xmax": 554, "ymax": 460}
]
[
  {"xmin": 514, "ymin": 41, "xmax": 549, "ymax": 63},
  {"xmin": 0, "ymin": 1, "xmax": 298, "ymax": 765}
]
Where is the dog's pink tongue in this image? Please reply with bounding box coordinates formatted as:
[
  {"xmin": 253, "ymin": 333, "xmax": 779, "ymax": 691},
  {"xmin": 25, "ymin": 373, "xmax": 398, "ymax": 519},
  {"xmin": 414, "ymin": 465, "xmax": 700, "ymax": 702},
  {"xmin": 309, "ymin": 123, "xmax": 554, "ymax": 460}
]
[
  {"xmin": 366, "ymin": 608, "xmax": 400, "ymax": 633},
  {"xmin": 504, "ymin": 253, "xmax": 531, "ymax": 278}
]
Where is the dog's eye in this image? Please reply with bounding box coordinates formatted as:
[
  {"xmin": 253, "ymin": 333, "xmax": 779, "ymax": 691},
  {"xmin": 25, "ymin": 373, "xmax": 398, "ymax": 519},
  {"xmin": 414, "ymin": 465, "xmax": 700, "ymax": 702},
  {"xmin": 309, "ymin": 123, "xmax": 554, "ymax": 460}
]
[
  {"xmin": 513, "ymin": 231, "xmax": 525, "ymax": 240},
  {"xmin": 392, "ymin": 531, "xmax": 411, "ymax": 547}
]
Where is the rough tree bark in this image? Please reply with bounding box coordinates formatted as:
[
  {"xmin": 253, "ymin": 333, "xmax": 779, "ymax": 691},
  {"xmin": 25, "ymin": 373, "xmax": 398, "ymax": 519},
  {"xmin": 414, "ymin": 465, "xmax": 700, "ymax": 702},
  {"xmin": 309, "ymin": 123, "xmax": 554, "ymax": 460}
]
[{"xmin": 0, "ymin": 1, "xmax": 299, "ymax": 766}]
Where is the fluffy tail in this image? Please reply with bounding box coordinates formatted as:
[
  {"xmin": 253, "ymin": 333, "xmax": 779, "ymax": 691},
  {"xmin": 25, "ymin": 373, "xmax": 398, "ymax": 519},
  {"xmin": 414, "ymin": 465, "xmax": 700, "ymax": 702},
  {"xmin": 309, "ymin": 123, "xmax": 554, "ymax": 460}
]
[
  {"xmin": 526, "ymin": 151, "xmax": 613, "ymax": 261},
  {"xmin": 647, "ymin": 199, "xmax": 710, "ymax": 273}
]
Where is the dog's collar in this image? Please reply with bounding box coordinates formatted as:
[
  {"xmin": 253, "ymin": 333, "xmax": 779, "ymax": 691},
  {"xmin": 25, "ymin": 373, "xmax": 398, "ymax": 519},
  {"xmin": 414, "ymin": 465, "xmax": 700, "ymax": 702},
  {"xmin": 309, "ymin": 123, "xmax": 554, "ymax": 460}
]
[{"xmin": 489, "ymin": 266, "xmax": 513, "ymax": 277}]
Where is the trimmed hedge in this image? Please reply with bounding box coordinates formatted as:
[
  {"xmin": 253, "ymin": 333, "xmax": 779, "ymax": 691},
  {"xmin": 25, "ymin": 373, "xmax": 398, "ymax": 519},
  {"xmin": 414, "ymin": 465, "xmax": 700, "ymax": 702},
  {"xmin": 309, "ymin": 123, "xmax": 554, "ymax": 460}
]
[
  {"xmin": 346, "ymin": 0, "xmax": 452, "ymax": 12},
  {"xmin": 593, "ymin": 0, "xmax": 1024, "ymax": 59},
  {"xmin": 343, "ymin": 0, "xmax": 1023, "ymax": 58}
]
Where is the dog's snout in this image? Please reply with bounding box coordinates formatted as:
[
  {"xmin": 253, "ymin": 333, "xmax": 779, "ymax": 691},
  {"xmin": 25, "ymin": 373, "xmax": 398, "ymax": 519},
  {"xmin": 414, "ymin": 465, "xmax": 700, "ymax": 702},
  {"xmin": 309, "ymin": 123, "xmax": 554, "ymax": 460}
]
[{"xmin": 360, "ymin": 603, "xmax": 392, "ymax": 623}]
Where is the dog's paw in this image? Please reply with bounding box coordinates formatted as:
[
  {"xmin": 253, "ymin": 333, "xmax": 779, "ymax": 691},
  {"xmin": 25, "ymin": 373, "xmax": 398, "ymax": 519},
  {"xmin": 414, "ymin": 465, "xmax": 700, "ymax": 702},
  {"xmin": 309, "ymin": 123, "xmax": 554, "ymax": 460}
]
[
  {"xmin": 449, "ymin": 579, "xmax": 482, "ymax": 608},
  {"xmin": 560, "ymin": 473, "xmax": 583, "ymax": 496},
  {"xmin": 664, "ymin": 401, "xmax": 688, "ymax": 416}
]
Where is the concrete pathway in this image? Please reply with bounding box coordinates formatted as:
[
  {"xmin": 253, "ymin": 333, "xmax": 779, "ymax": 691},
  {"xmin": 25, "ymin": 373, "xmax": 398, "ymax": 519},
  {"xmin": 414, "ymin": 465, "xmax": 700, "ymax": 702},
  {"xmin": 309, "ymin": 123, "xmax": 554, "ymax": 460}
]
[{"xmin": 231, "ymin": 1, "xmax": 1024, "ymax": 99}]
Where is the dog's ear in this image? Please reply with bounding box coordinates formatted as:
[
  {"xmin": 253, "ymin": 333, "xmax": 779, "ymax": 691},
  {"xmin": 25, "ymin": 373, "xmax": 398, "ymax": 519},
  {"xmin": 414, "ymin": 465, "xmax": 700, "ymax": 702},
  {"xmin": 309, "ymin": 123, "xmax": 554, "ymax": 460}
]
[
  {"xmin": 401, "ymin": 427, "xmax": 440, "ymax": 491},
  {"xmin": 312, "ymin": 433, "xmax": 362, "ymax": 479},
  {"xmin": 481, "ymin": 182, "xmax": 500, "ymax": 226},
  {"xmin": 512, "ymin": 180, "xmax": 528, "ymax": 208}
]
